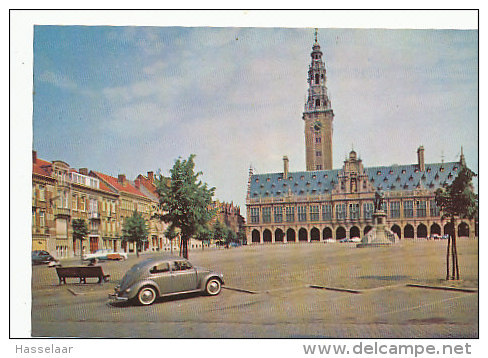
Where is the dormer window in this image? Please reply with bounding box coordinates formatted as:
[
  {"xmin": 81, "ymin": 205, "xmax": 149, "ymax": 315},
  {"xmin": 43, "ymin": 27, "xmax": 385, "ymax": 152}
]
[
  {"xmin": 377, "ymin": 170, "xmax": 382, "ymax": 175},
  {"xmin": 255, "ymin": 179, "xmax": 259, "ymax": 183},
  {"xmin": 266, "ymin": 178, "xmax": 270, "ymax": 182},
  {"xmin": 402, "ymin": 169, "xmax": 406, "ymax": 174},
  {"xmin": 315, "ymin": 99, "xmax": 320, "ymax": 107},
  {"xmin": 427, "ymin": 167, "xmax": 431, "ymax": 173},
  {"xmin": 300, "ymin": 176, "xmax": 305, "ymax": 180}
]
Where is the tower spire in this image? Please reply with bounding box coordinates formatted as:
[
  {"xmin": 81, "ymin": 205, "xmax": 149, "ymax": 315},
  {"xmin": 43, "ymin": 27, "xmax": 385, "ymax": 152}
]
[
  {"xmin": 460, "ymin": 146, "xmax": 466, "ymax": 167},
  {"xmin": 303, "ymin": 30, "xmax": 334, "ymax": 171}
]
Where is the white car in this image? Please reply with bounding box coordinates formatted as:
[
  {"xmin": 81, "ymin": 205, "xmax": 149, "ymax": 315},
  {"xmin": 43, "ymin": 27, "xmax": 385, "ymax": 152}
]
[
  {"xmin": 324, "ymin": 239, "xmax": 336, "ymax": 243},
  {"xmin": 83, "ymin": 249, "xmax": 128, "ymax": 261},
  {"xmin": 351, "ymin": 237, "xmax": 362, "ymax": 243}
]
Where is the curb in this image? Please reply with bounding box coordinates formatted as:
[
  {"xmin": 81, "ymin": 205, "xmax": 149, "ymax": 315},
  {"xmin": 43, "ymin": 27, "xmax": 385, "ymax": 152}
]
[
  {"xmin": 309, "ymin": 285, "xmax": 362, "ymax": 294},
  {"xmin": 222, "ymin": 286, "xmax": 258, "ymax": 294},
  {"xmin": 406, "ymin": 284, "xmax": 478, "ymax": 293}
]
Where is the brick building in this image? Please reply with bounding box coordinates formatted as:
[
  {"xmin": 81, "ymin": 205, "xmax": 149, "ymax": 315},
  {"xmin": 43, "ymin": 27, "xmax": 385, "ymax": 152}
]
[
  {"xmin": 32, "ymin": 152, "xmax": 215, "ymax": 257},
  {"xmin": 245, "ymin": 34, "xmax": 476, "ymax": 244}
]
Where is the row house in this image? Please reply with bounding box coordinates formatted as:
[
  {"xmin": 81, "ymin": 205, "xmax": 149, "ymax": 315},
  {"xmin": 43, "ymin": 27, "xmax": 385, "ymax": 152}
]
[
  {"xmin": 91, "ymin": 171, "xmax": 158, "ymax": 254},
  {"xmin": 32, "ymin": 152, "xmax": 57, "ymax": 253}
]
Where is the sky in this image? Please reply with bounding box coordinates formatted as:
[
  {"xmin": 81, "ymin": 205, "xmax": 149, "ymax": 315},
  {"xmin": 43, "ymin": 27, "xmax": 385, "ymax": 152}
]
[{"xmin": 32, "ymin": 26, "xmax": 478, "ymax": 210}]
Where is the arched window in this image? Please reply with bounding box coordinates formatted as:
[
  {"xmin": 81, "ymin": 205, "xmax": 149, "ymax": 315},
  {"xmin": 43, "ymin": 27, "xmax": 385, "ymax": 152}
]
[{"xmin": 315, "ymin": 99, "xmax": 320, "ymax": 107}]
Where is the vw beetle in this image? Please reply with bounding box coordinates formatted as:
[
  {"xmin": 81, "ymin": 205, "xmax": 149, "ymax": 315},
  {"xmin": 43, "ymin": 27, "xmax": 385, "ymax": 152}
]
[{"xmin": 109, "ymin": 256, "xmax": 224, "ymax": 305}]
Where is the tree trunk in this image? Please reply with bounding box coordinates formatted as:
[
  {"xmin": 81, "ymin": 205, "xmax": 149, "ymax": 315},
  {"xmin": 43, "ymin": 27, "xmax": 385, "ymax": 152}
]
[
  {"xmin": 450, "ymin": 218, "xmax": 457, "ymax": 280},
  {"xmin": 446, "ymin": 235, "xmax": 451, "ymax": 280},
  {"xmin": 136, "ymin": 242, "xmax": 139, "ymax": 257},
  {"xmin": 181, "ymin": 238, "xmax": 189, "ymax": 259}
]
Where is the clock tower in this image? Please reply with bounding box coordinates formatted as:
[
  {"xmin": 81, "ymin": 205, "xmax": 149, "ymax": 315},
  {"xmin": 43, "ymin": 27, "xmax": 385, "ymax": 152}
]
[{"xmin": 303, "ymin": 30, "xmax": 334, "ymax": 171}]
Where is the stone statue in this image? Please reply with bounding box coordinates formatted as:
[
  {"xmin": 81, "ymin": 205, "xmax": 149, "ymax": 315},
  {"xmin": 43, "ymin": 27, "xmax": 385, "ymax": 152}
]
[{"xmin": 374, "ymin": 188, "xmax": 385, "ymax": 212}]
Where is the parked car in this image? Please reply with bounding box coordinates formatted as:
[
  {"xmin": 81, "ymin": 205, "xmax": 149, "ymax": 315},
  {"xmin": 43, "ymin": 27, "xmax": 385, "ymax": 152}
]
[
  {"xmin": 351, "ymin": 237, "xmax": 362, "ymax": 243},
  {"xmin": 324, "ymin": 239, "xmax": 336, "ymax": 243},
  {"xmin": 109, "ymin": 256, "xmax": 225, "ymax": 305},
  {"xmin": 32, "ymin": 250, "xmax": 56, "ymax": 265},
  {"xmin": 83, "ymin": 249, "xmax": 128, "ymax": 262},
  {"xmin": 339, "ymin": 238, "xmax": 352, "ymax": 243}
]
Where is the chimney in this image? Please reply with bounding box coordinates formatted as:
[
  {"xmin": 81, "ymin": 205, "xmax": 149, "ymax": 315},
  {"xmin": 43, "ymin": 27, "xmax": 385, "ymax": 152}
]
[
  {"xmin": 417, "ymin": 146, "xmax": 425, "ymax": 172},
  {"xmin": 134, "ymin": 178, "xmax": 140, "ymax": 189},
  {"xmin": 147, "ymin": 171, "xmax": 154, "ymax": 183},
  {"xmin": 283, "ymin": 156, "xmax": 289, "ymax": 179},
  {"xmin": 32, "ymin": 150, "xmax": 37, "ymax": 164},
  {"xmin": 118, "ymin": 174, "xmax": 126, "ymax": 185},
  {"xmin": 79, "ymin": 168, "xmax": 88, "ymax": 175}
]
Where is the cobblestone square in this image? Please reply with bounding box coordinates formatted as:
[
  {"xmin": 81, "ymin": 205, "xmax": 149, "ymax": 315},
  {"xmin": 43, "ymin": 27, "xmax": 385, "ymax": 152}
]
[{"xmin": 31, "ymin": 239, "xmax": 478, "ymax": 338}]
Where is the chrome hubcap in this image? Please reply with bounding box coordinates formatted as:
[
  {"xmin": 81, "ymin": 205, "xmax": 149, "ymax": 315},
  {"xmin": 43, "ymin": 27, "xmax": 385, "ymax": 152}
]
[
  {"xmin": 141, "ymin": 289, "xmax": 155, "ymax": 303},
  {"xmin": 208, "ymin": 281, "xmax": 220, "ymax": 293}
]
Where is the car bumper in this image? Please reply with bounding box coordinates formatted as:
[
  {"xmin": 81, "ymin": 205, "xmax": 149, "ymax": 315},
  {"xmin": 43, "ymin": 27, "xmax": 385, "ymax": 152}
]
[{"xmin": 108, "ymin": 293, "xmax": 129, "ymax": 301}]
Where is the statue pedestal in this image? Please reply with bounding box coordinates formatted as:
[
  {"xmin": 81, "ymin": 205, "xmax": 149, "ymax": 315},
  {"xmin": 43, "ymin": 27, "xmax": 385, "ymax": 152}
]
[{"xmin": 357, "ymin": 210, "xmax": 397, "ymax": 248}]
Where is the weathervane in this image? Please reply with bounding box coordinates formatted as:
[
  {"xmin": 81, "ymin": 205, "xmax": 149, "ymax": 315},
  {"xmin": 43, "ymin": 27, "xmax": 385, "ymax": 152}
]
[{"xmin": 314, "ymin": 28, "xmax": 318, "ymax": 43}]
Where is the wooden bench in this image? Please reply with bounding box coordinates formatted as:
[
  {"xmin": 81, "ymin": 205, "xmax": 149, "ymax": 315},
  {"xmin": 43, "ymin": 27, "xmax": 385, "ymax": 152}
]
[{"xmin": 56, "ymin": 266, "xmax": 110, "ymax": 285}]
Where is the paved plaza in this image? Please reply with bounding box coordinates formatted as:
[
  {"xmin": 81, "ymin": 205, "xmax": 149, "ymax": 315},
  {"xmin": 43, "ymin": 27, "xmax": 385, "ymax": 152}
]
[{"xmin": 31, "ymin": 239, "xmax": 478, "ymax": 338}]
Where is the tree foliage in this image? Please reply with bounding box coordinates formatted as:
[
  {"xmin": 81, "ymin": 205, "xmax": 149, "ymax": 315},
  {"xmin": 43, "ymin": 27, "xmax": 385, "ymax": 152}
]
[
  {"xmin": 155, "ymin": 155, "xmax": 215, "ymax": 259},
  {"xmin": 435, "ymin": 165, "xmax": 478, "ymax": 220},
  {"xmin": 122, "ymin": 210, "xmax": 148, "ymax": 257},
  {"xmin": 212, "ymin": 220, "xmax": 238, "ymax": 247}
]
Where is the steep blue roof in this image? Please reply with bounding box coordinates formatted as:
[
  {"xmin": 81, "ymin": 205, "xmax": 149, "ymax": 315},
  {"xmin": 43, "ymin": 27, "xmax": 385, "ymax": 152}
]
[{"xmin": 249, "ymin": 162, "xmax": 461, "ymax": 199}]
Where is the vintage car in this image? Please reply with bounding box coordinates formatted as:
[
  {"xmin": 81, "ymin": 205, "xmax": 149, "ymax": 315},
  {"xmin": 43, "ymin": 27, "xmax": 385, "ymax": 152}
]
[
  {"xmin": 32, "ymin": 250, "xmax": 56, "ymax": 265},
  {"xmin": 109, "ymin": 256, "xmax": 225, "ymax": 305},
  {"xmin": 83, "ymin": 249, "xmax": 128, "ymax": 262}
]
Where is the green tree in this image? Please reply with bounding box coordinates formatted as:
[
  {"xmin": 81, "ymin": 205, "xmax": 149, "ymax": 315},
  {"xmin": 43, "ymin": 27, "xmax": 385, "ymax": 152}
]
[
  {"xmin": 72, "ymin": 218, "xmax": 89, "ymax": 260},
  {"xmin": 155, "ymin": 155, "xmax": 215, "ymax": 259},
  {"xmin": 212, "ymin": 220, "xmax": 227, "ymax": 246},
  {"xmin": 122, "ymin": 210, "xmax": 149, "ymax": 258},
  {"xmin": 435, "ymin": 165, "xmax": 478, "ymax": 280},
  {"xmin": 237, "ymin": 226, "xmax": 247, "ymax": 245}
]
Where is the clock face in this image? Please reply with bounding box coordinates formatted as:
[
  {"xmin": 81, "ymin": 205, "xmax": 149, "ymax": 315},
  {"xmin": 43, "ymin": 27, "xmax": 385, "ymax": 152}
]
[{"xmin": 313, "ymin": 121, "xmax": 322, "ymax": 131}]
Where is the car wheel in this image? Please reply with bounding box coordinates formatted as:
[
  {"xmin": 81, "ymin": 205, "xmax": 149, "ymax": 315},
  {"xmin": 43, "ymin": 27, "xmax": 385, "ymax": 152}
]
[
  {"xmin": 137, "ymin": 286, "xmax": 157, "ymax": 305},
  {"xmin": 205, "ymin": 278, "xmax": 222, "ymax": 296}
]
